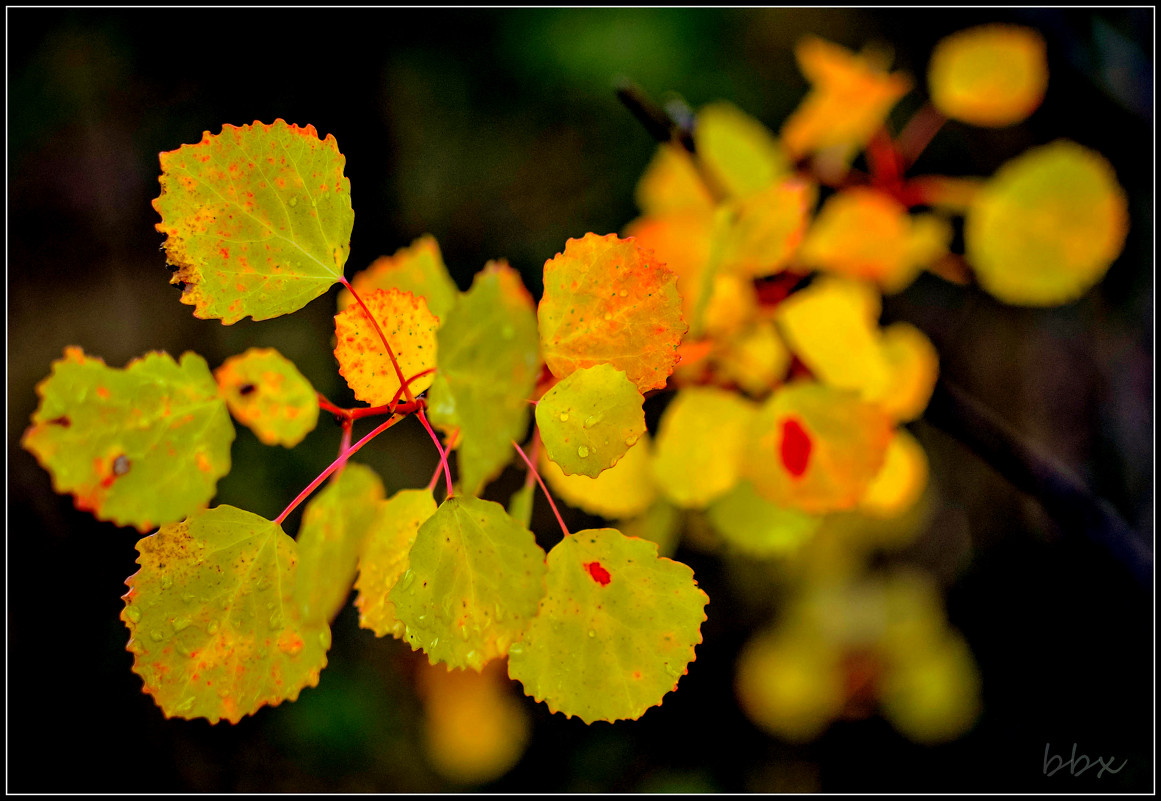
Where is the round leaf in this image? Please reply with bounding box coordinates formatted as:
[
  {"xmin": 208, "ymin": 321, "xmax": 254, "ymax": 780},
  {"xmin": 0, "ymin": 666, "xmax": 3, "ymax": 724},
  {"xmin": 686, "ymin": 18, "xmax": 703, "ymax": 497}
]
[
  {"xmin": 928, "ymin": 24, "xmax": 1048, "ymax": 127},
  {"xmin": 214, "ymin": 347, "xmax": 319, "ymax": 447},
  {"xmin": 334, "ymin": 287, "xmax": 438, "ymax": 405},
  {"xmin": 535, "ymin": 364, "xmax": 646, "ymax": 478},
  {"xmin": 121, "ymin": 506, "xmax": 330, "ymax": 724},
  {"xmin": 22, "ymin": 347, "xmax": 234, "ymax": 532},
  {"xmin": 507, "ymin": 528, "xmax": 708, "ymax": 724},
  {"xmin": 153, "ymin": 120, "xmax": 352, "ymax": 323}
]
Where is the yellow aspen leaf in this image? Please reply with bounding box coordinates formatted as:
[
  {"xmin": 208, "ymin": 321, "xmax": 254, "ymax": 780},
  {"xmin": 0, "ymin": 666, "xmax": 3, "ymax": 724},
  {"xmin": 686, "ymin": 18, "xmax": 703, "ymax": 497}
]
[
  {"xmin": 354, "ymin": 489, "xmax": 438, "ymax": 639},
  {"xmin": 735, "ymin": 627, "xmax": 846, "ymax": 743},
  {"xmin": 214, "ymin": 347, "xmax": 319, "ymax": 447},
  {"xmin": 635, "ymin": 143, "xmax": 716, "ymax": 215},
  {"xmin": 337, "ymin": 235, "xmax": 458, "ymax": 322},
  {"xmin": 928, "ymin": 24, "xmax": 1048, "ymax": 127},
  {"xmin": 701, "ymin": 274, "xmax": 759, "ymax": 341},
  {"xmin": 707, "ymin": 481, "xmax": 820, "ymax": 557},
  {"xmin": 390, "ymin": 496, "xmax": 547, "ymax": 672},
  {"xmin": 716, "ymin": 178, "xmax": 816, "ymax": 279},
  {"xmin": 333, "ymin": 287, "xmax": 438, "ymax": 406},
  {"xmin": 798, "ymin": 188, "xmax": 931, "ymax": 292},
  {"xmin": 540, "ymin": 434, "xmax": 657, "ymax": 520},
  {"xmin": 965, "ymin": 140, "xmax": 1129, "ymax": 306},
  {"xmin": 624, "ymin": 210, "xmax": 714, "ymax": 333},
  {"xmin": 294, "ymin": 463, "xmax": 384, "ymax": 627},
  {"xmin": 535, "ymin": 364, "xmax": 646, "ymax": 478},
  {"xmin": 712, "ymin": 318, "xmax": 793, "ymax": 398},
  {"xmin": 857, "ymin": 428, "xmax": 929, "ymax": 518},
  {"xmin": 417, "ymin": 661, "xmax": 531, "ymax": 785},
  {"xmin": 507, "ymin": 528, "xmax": 708, "ymax": 724},
  {"xmin": 781, "ymin": 36, "xmax": 911, "ymax": 160},
  {"xmin": 867, "ymin": 322, "xmax": 939, "ymax": 423},
  {"xmin": 122, "ymin": 506, "xmax": 330, "ymax": 724},
  {"xmin": 694, "ymin": 101, "xmax": 791, "ymax": 198},
  {"xmin": 744, "ymin": 382, "xmax": 893, "ymax": 514},
  {"xmin": 426, "ymin": 261, "xmax": 541, "ymax": 496},
  {"xmin": 880, "ymin": 632, "xmax": 981, "ymax": 744},
  {"xmin": 774, "ymin": 276, "xmax": 892, "ymax": 394},
  {"xmin": 539, "ymin": 233, "xmax": 686, "ymax": 393},
  {"xmin": 651, "ymin": 387, "xmax": 758, "ymax": 509},
  {"xmin": 153, "ymin": 120, "xmax": 352, "ymax": 324},
  {"xmin": 22, "ymin": 347, "xmax": 234, "ymax": 532}
]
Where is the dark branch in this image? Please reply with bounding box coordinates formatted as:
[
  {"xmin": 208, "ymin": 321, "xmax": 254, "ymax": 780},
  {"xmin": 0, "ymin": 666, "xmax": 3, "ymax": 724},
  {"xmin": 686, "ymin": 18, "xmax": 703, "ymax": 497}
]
[
  {"xmin": 615, "ymin": 79, "xmax": 696, "ymax": 154},
  {"xmin": 925, "ymin": 378, "xmax": 1153, "ymax": 586}
]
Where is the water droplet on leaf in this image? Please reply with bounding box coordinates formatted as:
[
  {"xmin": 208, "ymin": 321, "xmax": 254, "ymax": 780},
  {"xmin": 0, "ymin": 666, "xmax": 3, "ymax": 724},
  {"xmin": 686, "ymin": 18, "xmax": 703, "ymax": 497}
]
[
  {"xmin": 125, "ymin": 606, "xmax": 142, "ymax": 623},
  {"xmin": 559, "ymin": 412, "xmax": 570, "ymax": 422},
  {"xmin": 577, "ymin": 445, "xmax": 590, "ymax": 458}
]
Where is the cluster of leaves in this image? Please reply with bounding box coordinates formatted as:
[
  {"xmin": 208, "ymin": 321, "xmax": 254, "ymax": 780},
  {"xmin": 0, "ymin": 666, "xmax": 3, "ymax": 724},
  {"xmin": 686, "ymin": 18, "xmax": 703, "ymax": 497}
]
[{"xmin": 21, "ymin": 21, "xmax": 1129, "ymax": 771}]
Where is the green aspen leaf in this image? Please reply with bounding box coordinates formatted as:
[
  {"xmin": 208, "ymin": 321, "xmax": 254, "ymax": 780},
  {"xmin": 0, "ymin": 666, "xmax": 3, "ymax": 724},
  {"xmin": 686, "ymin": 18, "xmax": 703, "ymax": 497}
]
[
  {"xmin": 507, "ymin": 482, "xmax": 536, "ymax": 529},
  {"xmin": 965, "ymin": 140, "xmax": 1128, "ymax": 306},
  {"xmin": 651, "ymin": 387, "xmax": 757, "ymax": 509},
  {"xmin": 535, "ymin": 364, "xmax": 646, "ymax": 478},
  {"xmin": 426, "ymin": 261, "xmax": 541, "ymax": 496},
  {"xmin": 706, "ymin": 481, "xmax": 820, "ymax": 557},
  {"xmin": 153, "ymin": 119, "xmax": 353, "ymax": 324},
  {"xmin": 22, "ymin": 347, "xmax": 234, "ymax": 532},
  {"xmin": 507, "ymin": 528, "xmax": 708, "ymax": 724},
  {"xmin": 294, "ymin": 463, "xmax": 385, "ymax": 626},
  {"xmin": 214, "ymin": 347, "xmax": 319, "ymax": 447},
  {"xmin": 121, "ymin": 505, "xmax": 330, "ymax": 724},
  {"xmin": 334, "ymin": 287, "xmax": 439, "ymax": 405},
  {"xmin": 338, "ymin": 235, "xmax": 459, "ymax": 322},
  {"xmin": 389, "ymin": 496, "xmax": 547, "ymax": 671},
  {"xmin": 355, "ymin": 488, "xmax": 438, "ymax": 638},
  {"xmin": 539, "ymin": 233, "xmax": 686, "ymax": 393}
]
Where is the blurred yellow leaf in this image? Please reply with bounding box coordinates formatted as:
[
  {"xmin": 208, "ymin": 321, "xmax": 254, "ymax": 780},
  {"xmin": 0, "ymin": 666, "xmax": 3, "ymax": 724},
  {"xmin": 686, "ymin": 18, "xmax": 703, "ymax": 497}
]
[
  {"xmin": 540, "ymin": 434, "xmax": 657, "ymax": 520},
  {"xmin": 717, "ymin": 178, "xmax": 816, "ymax": 279},
  {"xmin": 635, "ymin": 143, "xmax": 716, "ymax": 215},
  {"xmin": 868, "ymin": 322, "xmax": 939, "ymax": 422},
  {"xmin": 712, "ymin": 318, "xmax": 793, "ymax": 398},
  {"xmin": 338, "ymin": 235, "xmax": 459, "ymax": 322},
  {"xmin": 695, "ymin": 101, "xmax": 790, "ymax": 198},
  {"xmin": 966, "ymin": 140, "xmax": 1129, "ymax": 306},
  {"xmin": 928, "ymin": 24, "xmax": 1048, "ymax": 127},
  {"xmin": 858, "ymin": 428, "xmax": 929, "ymax": 518}
]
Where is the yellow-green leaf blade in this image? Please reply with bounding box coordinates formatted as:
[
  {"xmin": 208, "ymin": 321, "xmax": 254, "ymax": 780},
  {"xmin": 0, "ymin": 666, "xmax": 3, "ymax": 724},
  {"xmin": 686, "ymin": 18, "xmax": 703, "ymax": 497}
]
[
  {"xmin": 706, "ymin": 481, "xmax": 820, "ymax": 557},
  {"xmin": 508, "ymin": 528, "xmax": 708, "ymax": 724},
  {"xmin": 334, "ymin": 287, "xmax": 439, "ymax": 405},
  {"xmin": 539, "ymin": 233, "xmax": 687, "ymax": 393},
  {"xmin": 426, "ymin": 261, "xmax": 541, "ymax": 495},
  {"xmin": 339, "ymin": 235, "xmax": 459, "ymax": 322},
  {"xmin": 535, "ymin": 364, "xmax": 646, "ymax": 478},
  {"xmin": 214, "ymin": 347, "xmax": 319, "ymax": 447},
  {"xmin": 153, "ymin": 119, "xmax": 352, "ymax": 323},
  {"xmin": 389, "ymin": 496, "xmax": 547, "ymax": 671},
  {"xmin": 294, "ymin": 463, "xmax": 385, "ymax": 626},
  {"xmin": 121, "ymin": 506, "xmax": 330, "ymax": 724},
  {"xmin": 355, "ymin": 488, "xmax": 438, "ymax": 638},
  {"xmin": 22, "ymin": 347, "xmax": 234, "ymax": 532}
]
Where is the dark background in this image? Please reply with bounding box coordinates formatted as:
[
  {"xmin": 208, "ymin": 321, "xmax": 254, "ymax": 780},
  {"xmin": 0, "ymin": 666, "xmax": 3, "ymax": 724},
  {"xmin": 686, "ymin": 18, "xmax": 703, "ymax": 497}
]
[{"xmin": 7, "ymin": 8, "xmax": 1153, "ymax": 793}]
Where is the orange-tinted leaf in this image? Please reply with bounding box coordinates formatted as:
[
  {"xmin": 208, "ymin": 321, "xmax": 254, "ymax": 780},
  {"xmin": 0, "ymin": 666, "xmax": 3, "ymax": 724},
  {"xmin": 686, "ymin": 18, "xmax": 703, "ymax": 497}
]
[
  {"xmin": 717, "ymin": 178, "xmax": 816, "ymax": 278},
  {"xmin": 928, "ymin": 25, "xmax": 1048, "ymax": 127},
  {"xmin": 122, "ymin": 506, "xmax": 330, "ymax": 724},
  {"xmin": 338, "ymin": 235, "xmax": 458, "ymax": 322},
  {"xmin": 965, "ymin": 140, "xmax": 1129, "ymax": 306},
  {"xmin": 507, "ymin": 528, "xmax": 708, "ymax": 724},
  {"xmin": 635, "ymin": 143, "xmax": 716, "ymax": 215},
  {"xmin": 623, "ymin": 210, "xmax": 715, "ymax": 332},
  {"xmin": 539, "ymin": 233, "xmax": 686, "ymax": 392},
  {"xmin": 153, "ymin": 120, "xmax": 352, "ymax": 323},
  {"xmin": 781, "ymin": 37, "xmax": 912, "ymax": 159},
  {"xmin": 22, "ymin": 347, "xmax": 233, "ymax": 532},
  {"xmin": 858, "ymin": 428, "xmax": 929, "ymax": 518},
  {"xmin": 334, "ymin": 288, "xmax": 438, "ymax": 405},
  {"xmin": 712, "ymin": 319, "xmax": 793, "ymax": 398},
  {"xmin": 215, "ymin": 347, "xmax": 319, "ymax": 447},
  {"xmin": 869, "ymin": 323, "xmax": 939, "ymax": 423},
  {"xmin": 355, "ymin": 489, "xmax": 438, "ymax": 638},
  {"xmin": 743, "ymin": 382, "xmax": 892, "ymax": 514}
]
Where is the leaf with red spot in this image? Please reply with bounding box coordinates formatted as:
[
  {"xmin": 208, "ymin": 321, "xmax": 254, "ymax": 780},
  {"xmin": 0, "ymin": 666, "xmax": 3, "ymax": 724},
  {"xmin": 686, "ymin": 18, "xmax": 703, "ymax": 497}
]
[
  {"xmin": 121, "ymin": 505, "xmax": 330, "ymax": 724},
  {"xmin": 294, "ymin": 463, "xmax": 385, "ymax": 627},
  {"xmin": 507, "ymin": 528, "xmax": 708, "ymax": 724},
  {"xmin": 389, "ymin": 496, "xmax": 547, "ymax": 672},
  {"xmin": 153, "ymin": 119, "xmax": 353, "ymax": 324},
  {"xmin": 538, "ymin": 233, "xmax": 687, "ymax": 393},
  {"xmin": 743, "ymin": 381, "xmax": 893, "ymax": 514},
  {"xmin": 355, "ymin": 488, "xmax": 438, "ymax": 638},
  {"xmin": 215, "ymin": 347, "xmax": 319, "ymax": 447},
  {"xmin": 426, "ymin": 261, "xmax": 541, "ymax": 495},
  {"xmin": 334, "ymin": 287, "xmax": 439, "ymax": 406},
  {"xmin": 22, "ymin": 347, "xmax": 234, "ymax": 532}
]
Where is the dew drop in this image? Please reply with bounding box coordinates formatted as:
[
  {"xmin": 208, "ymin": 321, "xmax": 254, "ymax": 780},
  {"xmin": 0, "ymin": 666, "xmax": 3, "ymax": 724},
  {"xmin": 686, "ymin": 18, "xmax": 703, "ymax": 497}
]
[
  {"xmin": 150, "ymin": 630, "xmax": 165, "ymax": 642},
  {"xmin": 125, "ymin": 606, "xmax": 142, "ymax": 623},
  {"xmin": 160, "ymin": 575, "xmax": 173, "ymax": 590},
  {"xmin": 508, "ymin": 643, "xmax": 525, "ymax": 656},
  {"xmin": 288, "ymin": 196, "xmax": 298, "ymax": 207},
  {"xmin": 625, "ymin": 434, "xmax": 639, "ymax": 446},
  {"xmin": 181, "ymin": 593, "xmax": 196, "ymax": 604},
  {"xmin": 207, "ymin": 621, "xmax": 220, "ymax": 635},
  {"xmin": 559, "ymin": 412, "xmax": 569, "ymax": 422},
  {"xmin": 577, "ymin": 445, "xmax": 590, "ymax": 458},
  {"xmin": 318, "ymin": 630, "xmax": 332, "ymax": 649},
  {"xmin": 173, "ymin": 617, "xmax": 192, "ymax": 632},
  {"xmin": 269, "ymin": 613, "xmax": 282, "ymax": 628},
  {"xmin": 619, "ymin": 289, "xmax": 628, "ymax": 297},
  {"xmin": 493, "ymin": 603, "xmax": 505, "ymax": 621},
  {"xmin": 429, "ymin": 637, "xmax": 439, "ymax": 649},
  {"xmin": 466, "ymin": 650, "xmax": 481, "ymax": 668},
  {"xmin": 399, "ymin": 569, "xmax": 415, "ymax": 590},
  {"xmin": 175, "ymin": 696, "xmax": 196, "ymax": 714},
  {"xmin": 583, "ymin": 414, "xmax": 603, "ymax": 429},
  {"xmin": 587, "ymin": 629, "xmax": 596, "ymax": 638},
  {"xmin": 391, "ymin": 620, "xmax": 405, "ymax": 638},
  {"xmin": 603, "ymin": 313, "xmax": 612, "ymax": 321}
]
